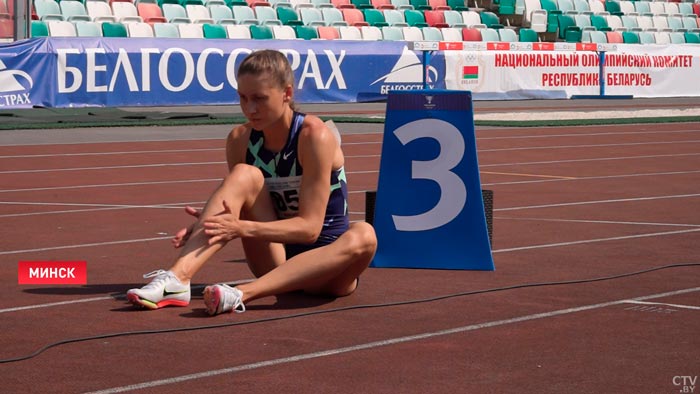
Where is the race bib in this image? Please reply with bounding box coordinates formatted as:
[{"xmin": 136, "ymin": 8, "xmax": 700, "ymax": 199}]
[{"xmin": 265, "ymin": 176, "xmax": 302, "ymax": 219}]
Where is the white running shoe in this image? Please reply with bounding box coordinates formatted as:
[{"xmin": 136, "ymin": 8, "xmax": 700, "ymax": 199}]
[
  {"xmin": 203, "ymin": 284, "xmax": 246, "ymax": 315},
  {"xmin": 126, "ymin": 270, "xmax": 190, "ymax": 310}
]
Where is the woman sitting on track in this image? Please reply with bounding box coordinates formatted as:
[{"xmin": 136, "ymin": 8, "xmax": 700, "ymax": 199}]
[{"xmin": 127, "ymin": 49, "xmax": 378, "ymax": 315}]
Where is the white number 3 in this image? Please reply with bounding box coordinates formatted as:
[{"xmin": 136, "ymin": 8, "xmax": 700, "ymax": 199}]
[{"xmin": 392, "ymin": 119, "xmax": 467, "ymax": 232}]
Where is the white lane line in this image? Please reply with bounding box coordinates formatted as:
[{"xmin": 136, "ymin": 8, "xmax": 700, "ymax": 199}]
[
  {"xmin": 0, "ymin": 148, "xmax": 220, "ymax": 159},
  {"xmin": 0, "ymin": 162, "xmax": 223, "ymax": 175},
  {"xmin": 480, "ymin": 139, "xmax": 700, "ymax": 153},
  {"xmin": 495, "ymin": 193, "xmax": 700, "ymax": 212},
  {"xmin": 82, "ymin": 287, "xmax": 700, "ymax": 394},
  {"xmin": 480, "ymin": 152, "xmax": 700, "ymax": 168},
  {"xmin": 621, "ymin": 300, "xmax": 700, "ymax": 311},
  {"xmin": 492, "ymin": 228, "xmax": 700, "ymax": 253},
  {"xmin": 484, "ymin": 169, "xmax": 700, "ymax": 186},
  {"xmin": 476, "ymin": 129, "xmax": 700, "ymax": 140},
  {"xmin": 0, "ymin": 236, "xmax": 171, "ymax": 256},
  {"xmin": 0, "ymin": 178, "xmax": 221, "ymax": 194},
  {"xmin": 495, "ymin": 216, "xmax": 700, "ymax": 228}
]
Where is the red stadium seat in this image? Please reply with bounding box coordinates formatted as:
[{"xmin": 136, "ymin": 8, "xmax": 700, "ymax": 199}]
[
  {"xmin": 317, "ymin": 25, "xmax": 340, "ymax": 39},
  {"xmin": 606, "ymin": 31, "xmax": 623, "ymax": 43},
  {"xmin": 424, "ymin": 10, "xmax": 449, "ymax": 28},
  {"xmin": 462, "ymin": 27, "xmax": 481, "ymax": 41},
  {"xmin": 342, "ymin": 8, "xmax": 369, "ymax": 26}
]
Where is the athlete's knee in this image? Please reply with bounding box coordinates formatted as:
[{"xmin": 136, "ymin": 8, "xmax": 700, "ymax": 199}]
[
  {"xmin": 223, "ymin": 163, "xmax": 265, "ymax": 191},
  {"xmin": 345, "ymin": 222, "xmax": 378, "ymax": 261}
]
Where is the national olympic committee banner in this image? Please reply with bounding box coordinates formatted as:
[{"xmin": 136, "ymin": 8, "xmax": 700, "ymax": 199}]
[
  {"xmin": 1, "ymin": 37, "xmax": 699, "ymax": 109},
  {"xmin": 443, "ymin": 43, "xmax": 700, "ymax": 99},
  {"xmin": 0, "ymin": 37, "xmax": 445, "ymax": 109}
]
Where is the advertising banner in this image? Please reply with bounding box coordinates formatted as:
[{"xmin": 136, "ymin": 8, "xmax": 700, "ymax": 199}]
[{"xmin": 0, "ymin": 37, "xmax": 445, "ymax": 109}]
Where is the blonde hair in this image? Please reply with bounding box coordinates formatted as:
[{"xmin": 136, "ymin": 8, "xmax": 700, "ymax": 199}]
[{"xmin": 237, "ymin": 50, "xmax": 297, "ymax": 111}]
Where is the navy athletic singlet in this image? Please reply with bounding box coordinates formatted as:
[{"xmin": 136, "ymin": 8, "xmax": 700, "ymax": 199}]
[{"xmin": 245, "ymin": 112, "xmax": 350, "ymax": 257}]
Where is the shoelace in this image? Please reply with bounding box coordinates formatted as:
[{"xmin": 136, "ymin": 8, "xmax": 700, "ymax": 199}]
[
  {"xmin": 140, "ymin": 269, "xmax": 169, "ymax": 290},
  {"xmin": 219, "ymin": 284, "xmax": 246, "ymax": 313}
]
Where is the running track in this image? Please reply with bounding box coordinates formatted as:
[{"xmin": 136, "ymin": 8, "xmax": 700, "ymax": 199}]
[{"xmin": 1, "ymin": 117, "xmax": 699, "ymax": 393}]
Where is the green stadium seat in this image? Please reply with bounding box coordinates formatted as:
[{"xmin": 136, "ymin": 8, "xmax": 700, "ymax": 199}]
[
  {"xmin": 203, "ymin": 23, "xmax": 227, "ymax": 38},
  {"xmin": 102, "ymin": 21, "xmax": 128, "ymax": 37},
  {"xmin": 31, "ymin": 20, "xmax": 50, "ymax": 36},
  {"xmin": 294, "ymin": 24, "xmax": 319, "ymax": 39},
  {"xmin": 250, "ymin": 24, "xmax": 273, "ymax": 38},
  {"xmin": 518, "ymin": 27, "xmax": 537, "ymax": 42}
]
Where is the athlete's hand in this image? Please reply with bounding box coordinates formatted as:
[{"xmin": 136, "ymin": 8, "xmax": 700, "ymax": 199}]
[
  {"xmin": 203, "ymin": 200, "xmax": 242, "ymax": 245},
  {"xmin": 172, "ymin": 206, "xmax": 201, "ymax": 248}
]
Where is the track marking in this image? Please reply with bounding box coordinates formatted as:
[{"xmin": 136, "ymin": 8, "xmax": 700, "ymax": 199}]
[
  {"xmin": 493, "ymin": 228, "xmax": 700, "ymax": 253},
  {"xmin": 484, "ymin": 169, "xmax": 700, "ymax": 186},
  {"xmin": 495, "ymin": 193, "xmax": 700, "ymax": 212},
  {"xmin": 495, "ymin": 216, "xmax": 700, "ymax": 228},
  {"xmin": 0, "ymin": 236, "xmax": 170, "ymax": 256},
  {"xmin": 621, "ymin": 300, "xmax": 700, "ymax": 311},
  {"xmin": 83, "ymin": 287, "xmax": 700, "ymax": 394},
  {"xmin": 480, "ymin": 139, "xmax": 700, "ymax": 153},
  {"xmin": 480, "ymin": 170, "xmax": 577, "ymax": 180},
  {"xmin": 0, "ymin": 162, "xmax": 223, "ymax": 175},
  {"xmin": 476, "ymin": 129, "xmax": 700, "ymax": 140},
  {"xmin": 480, "ymin": 152, "xmax": 700, "ymax": 168}
]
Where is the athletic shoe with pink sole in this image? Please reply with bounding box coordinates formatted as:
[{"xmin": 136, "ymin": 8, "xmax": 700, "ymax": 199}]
[
  {"xmin": 203, "ymin": 284, "xmax": 246, "ymax": 315},
  {"xmin": 126, "ymin": 270, "xmax": 190, "ymax": 309}
]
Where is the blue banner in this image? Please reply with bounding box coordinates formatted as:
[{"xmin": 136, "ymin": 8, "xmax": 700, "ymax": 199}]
[
  {"xmin": 0, "ymin": 37, "xmax": 446, "ymax": 109},
  {"xmin": 371, "ymin": 90, "xmax": 494, "ymax": 270}
]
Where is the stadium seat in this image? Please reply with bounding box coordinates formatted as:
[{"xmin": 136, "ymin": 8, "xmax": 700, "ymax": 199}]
[
  {"xmin": 421, "ymin": 26, "xmax": 442, "ymax": 40},
  {"xmin": 317, "ymin": 25, "xmax": 340, "ymax": 38},
  {"xmin": 498, "ymin": 27, "xmax": 517, "ymax": 41},
  {"xmin": 162, "ymin": 4, "xmax": 192, "ymax": 23},
  {"xmin": 677, "ymin": 3, "xmax": 693, "ymax": 17},
  {"xmin": 383, "ymin": 9, "xmax": 408, "ymax": 26},
  {"xmin": 186, "ymin": 4, "xmax": 215, "ymax": 23},
  {"xmin": 557, "ymin": 0, "xmax": 576, "ymax": 15},
  {"xmin": 605, "ymin": 30, "xmax": 622, "ymax": 43},
  {"xmin": 461, "ymin": 27, "xmax": 481, "ymax": 40},
  {"xmin": 47, "ymin": 20, "xmax": 77, "ymax": 36},
  {"xmin": 85, "ymin": 1, "xmax": 117, "ymax": 23},
  {"xmin": 518, "ymin": 27, "xmax": 538, "ymax": 42},
  {"xmin": 682, "ymin": 17, "xmax": 698, "ymax": 31},
  {"xmin": 498, "ymin": 0, "xmax": 516, "ymax": 15},
  {"xmin": 589, "ymin": 14, "xmax": 609, "ymax": 32},
  {"xmin": 669, "ymin": 31, "xmax": 685, "ymax": 44},
  {"xmin": 289, "ymin": 0, "xmax": 315, "ymax": 8},
  {"xmin": 295, "ymin": 24, "xmax": 319, "ymax": 38},
  {"xmin": 310, "ymin": 0, "xmax": 335, "ymax": 7},
  {"xmin": 360, "ymin": 24, "xmax": 382, "ymax": 38},
  {"xmin": 363, "ymin": 8, "xmax": 389, "ymax": 26},
  {"xmin": 684, "ymin": 32, "xmax": 700, "ymax": 44},
  {"xmin": 605, "ymin": 15, "xmax": 623, "ymax": 32},
  {"xmin": 427, "ymin": 0, "xmax": 450, "ymax": 10},
  {"xmin": 390, "ymin": 0, "xmax": 414, "ymax": 10},
  {"xmin": 203, "ymin": 22, "xmax": 227, "ymax": 37},
  {"xmin": 226, "ymin": 23, "xmax": 252, "ymax": 37},
  {"xmin": 35, "ymin": 0, "xmax": 64, "ymax": 21},
  {"xmin": 299, "ymin": 7, "xmax": 325, "ymax": 26},
  {"xmin": 423, "ymin": 10, "xmax": 448, "ymax": 28},
  {"xmin": 636, "ymin": 15, "xmax": 654, "ymax": 31},
  {"xmin": 402, "ymin": 25, "xmax": 423, "ymax": 40},
  {"xmin": 208, "ymin": 4, "xmax": 237, "ymax": 24},
  {"xmin": 667, "ymin": 16, "xmax": 683, "ymax": 32},
  {"xmin": 272, "ymin": 24, "xmax": 297, "ymax": 37},
  {"xmin": 232, "ymin": 5, "xmax": 260, "ymax": 24},
  {"xmin": 255, "ymin": 6, "xmax": 283, "ymax": 25},
  {"xmin": 409, "ymin": 0, "xmax": 431, "ymax": 10},
  {"xmin": 653, "ymin": 31, "xmax": 670, "ymax": 44},
  {"xmin": 558, "ymin": 14, "xmax": 581, "ymax": 41},
  {"xmin": 102, "ymin": 21, "xmax": 128, "ymax": 37},
  {"xmin": 371, "ymin": 0, "xmax": 396, "ymax": 9},
  {"xmin": 267, "ymin": 0, "xmax": 292, "ymax": 8},
  {"xmin": 618, "ymin": 1, "xmax": 635, "ymax": 15},
  {"xmin": 461, "ymin": 11, "xmax": 485, "ymax": 29},
  {"xmin": 342, "ymin": 8, "xmax": 369, "ymax": 26},
  {"xmin": 322, "ymin": 7, "xmax": 348, "ymax": 26},
  {"xmin": 178, "ymin": 22, "xmax": 203, "ymax": 37},
  {"xmin": 381, "ymin": 25, "xmax": 404, "ymax": 39},
  {"xmin": 583, "ymin": 29, "xmax": 606, "ymax": 42},
  {"xmin": 338, "ymin": 25, "xmax": 362, "ymax": 38},
  {"xmin": 59, "ymin": 1, "xmax": 91, "ymax": 22},
  {"xmin": 277, "ymin": 6, "xmax": 303, "ymax": 25},
  {"xmin": 153, "ymin": 22, "xmax": 180, "ymax": 37},
  {"xmin": 351, "ymin": 0, "xmax": 374, "ymax": 9},
  {"xmin": 638, "ymin": 30, "xmax": 655, "ymax": 43},
  {"xmin": 480, "ymin": 27, "xmax": 499, "ymax": 41},
  {"xmin": 621, "ymin": 30, "xmax": 639, "ymax": 43},
  {"xmin": 135, "ymin": 3, "xmax": 166, "ymax": 24},
  {"xmin": 331, "ymin": 0, "xmax": 356, "ymax": 8},
  {"xmin": 250, "ymin": 23, "xmax": 274, "ymax": 37},
  {"xmin": 31, "ymin": 20, "xmax": 50, "ymax": 36},
  {"xmin": 587, "ymin": 0, "xmax": 605, "ymax": 14},
  {"xmin": 442, "ymin": 10, "xmax": 465, "ymax": 28},
  {"xmin": 539, "ymin": 0, "xmax": 561, "ymax": 33},
  {"xmin": 127, "ymin": 22, "xmax": 155, "ymax": 37},
  {"xmin": 440, "ymin": 26, "xmax": 461, "ymax": 40},
  {"xmin": 74, "ymin": 20, "xmax": 103, "ymax": 36},
  {"xmin": 572, "ymin": 0, "xmax": 592, "ymax": 14},
  {"xmin": 446, "ymin": 0, "xmax": 467, "ymax": 11},
  {"xmin": 404, "ymin": 9, "xmax": 428, "ymax": 27}
]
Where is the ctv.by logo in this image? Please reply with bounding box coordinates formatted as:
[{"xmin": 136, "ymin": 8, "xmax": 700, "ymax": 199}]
[
  {"xmin": 0, "ymin": 59, "xmax": 33, "ymax": 106},
  {"xmin": 674, "ymin": 376, "xmax": 698, "ymax": 393}
]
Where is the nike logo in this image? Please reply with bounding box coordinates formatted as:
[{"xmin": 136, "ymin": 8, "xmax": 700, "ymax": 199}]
[
  {"xmin": 162, "ymin": 288, "xmax": 188, "ymax": 297},
  {"xmin": 282, "ymin": 151, "xmax": 294, "ymax": 160}
]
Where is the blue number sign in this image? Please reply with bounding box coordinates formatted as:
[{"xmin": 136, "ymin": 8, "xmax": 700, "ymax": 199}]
[{"xmin": 371, "ymin": 90, "xmax": 494, "ymax": 270}]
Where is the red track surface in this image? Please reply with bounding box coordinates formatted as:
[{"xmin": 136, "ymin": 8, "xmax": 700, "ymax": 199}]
[{"xmin": 1, "ymin": 120, "xmax": 699, "ymax": 393}]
